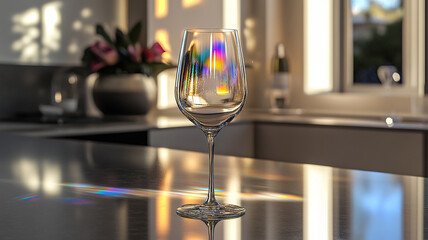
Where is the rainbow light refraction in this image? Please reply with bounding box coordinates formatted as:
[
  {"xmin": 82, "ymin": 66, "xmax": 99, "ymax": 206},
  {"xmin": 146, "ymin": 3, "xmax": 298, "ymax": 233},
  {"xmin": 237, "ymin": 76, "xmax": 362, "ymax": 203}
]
[
  {"xmin": 182, "ymin": 37, "xmax": 239, "ymax": 97},
  {"xmin": 62, "ymin": 183, "xmax": 302, "ymax": 202},
  {"xmin": 62, "ymin": 183, "xmax": 131, "ymax": 197},
  {"xmin": 15, "ymin": 194, "xmax": 40, "ymax": 201}
]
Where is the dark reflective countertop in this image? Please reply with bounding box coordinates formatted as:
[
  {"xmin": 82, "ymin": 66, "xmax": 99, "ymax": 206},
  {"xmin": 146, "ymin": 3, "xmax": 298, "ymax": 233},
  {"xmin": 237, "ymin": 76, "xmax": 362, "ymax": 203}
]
[{"xmin": 0, "ymin": 133, "xmax": 424, "ymax": 239}]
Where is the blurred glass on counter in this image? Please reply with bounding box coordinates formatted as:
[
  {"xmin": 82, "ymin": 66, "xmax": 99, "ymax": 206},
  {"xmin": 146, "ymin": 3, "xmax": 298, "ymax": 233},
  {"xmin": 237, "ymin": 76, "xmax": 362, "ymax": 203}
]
[
  {"xmin": 269, "ymin": 43, "xmax": 290, "ymax": 110},
  {"xmin": 377, "ymin": 65, "xmax": 398, "ymax": 95},
  {"xmin": 49, "ymin": 68, "xmax": 81, "ymax": 116}
]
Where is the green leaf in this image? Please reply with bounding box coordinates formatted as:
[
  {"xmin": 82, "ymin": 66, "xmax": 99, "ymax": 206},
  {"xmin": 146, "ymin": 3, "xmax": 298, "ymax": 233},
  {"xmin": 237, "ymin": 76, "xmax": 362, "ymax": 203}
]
[
  {"xmin": 128, "ymin": 21, "xmax": 142, "ymax": 45},
  {"xmin": 146, "ymin": 62, "xmax": 177, "ymax": 78},
  {"xmin": 115, "ymin": 28, "xmax": 129, "ymax": 48},
  {"xmin": 95, "ymin": 24, "xmax": 113, "ymax": 45},
  {"xmin": 81, "ymin": 47, "xmax": 95, "ymax": 67}
]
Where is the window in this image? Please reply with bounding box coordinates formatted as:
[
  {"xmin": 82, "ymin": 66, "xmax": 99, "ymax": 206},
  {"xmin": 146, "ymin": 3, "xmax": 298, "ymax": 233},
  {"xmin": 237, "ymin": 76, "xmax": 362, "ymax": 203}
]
[
  {"xmin": 343, "ymin": 0, "xmax": 425, "ymax": 94},
  {"xmin": 351, "ymin": 0, "xmax": 403, "ymax": 85}
]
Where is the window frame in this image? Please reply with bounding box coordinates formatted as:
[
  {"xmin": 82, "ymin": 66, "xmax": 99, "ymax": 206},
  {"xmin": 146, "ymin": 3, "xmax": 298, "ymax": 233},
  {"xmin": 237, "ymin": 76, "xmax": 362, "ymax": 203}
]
[{"xmin": 342, "ymin": 0, "xmax": 425, "ymax": 96}]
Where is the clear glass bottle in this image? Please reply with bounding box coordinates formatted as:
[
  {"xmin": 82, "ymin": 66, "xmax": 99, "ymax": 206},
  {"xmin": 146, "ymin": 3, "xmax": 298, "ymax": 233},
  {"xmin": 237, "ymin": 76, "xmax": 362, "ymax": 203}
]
[{"xmin": 269, "ymin": 43, "xmax": 290, "ymax": 109}]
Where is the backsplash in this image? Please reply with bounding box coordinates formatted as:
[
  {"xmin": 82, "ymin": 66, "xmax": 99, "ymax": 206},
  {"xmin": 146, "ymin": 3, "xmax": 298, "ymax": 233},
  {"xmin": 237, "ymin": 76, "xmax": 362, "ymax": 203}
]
[{"xmin": 0, "ymin": 64, "xmax": 61, "ymax": 118}]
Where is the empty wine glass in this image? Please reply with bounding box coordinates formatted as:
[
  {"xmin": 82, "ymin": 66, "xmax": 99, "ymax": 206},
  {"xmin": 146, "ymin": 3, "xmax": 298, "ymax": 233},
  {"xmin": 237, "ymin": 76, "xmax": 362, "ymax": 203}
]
[
  {"xmin": 377, "ymin": 65, "xmax": 398, "ymax": 94},
  {"xmin": 175, "ymin": 29, "xmax": 247, "ymax": 220}
]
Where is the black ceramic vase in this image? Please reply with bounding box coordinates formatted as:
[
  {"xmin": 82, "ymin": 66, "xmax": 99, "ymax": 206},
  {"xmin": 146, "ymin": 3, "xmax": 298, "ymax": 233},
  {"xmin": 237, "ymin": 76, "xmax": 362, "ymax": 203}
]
[{"xmin": 93, "ymin": 74, "xmax": 157, "ymax": 115}]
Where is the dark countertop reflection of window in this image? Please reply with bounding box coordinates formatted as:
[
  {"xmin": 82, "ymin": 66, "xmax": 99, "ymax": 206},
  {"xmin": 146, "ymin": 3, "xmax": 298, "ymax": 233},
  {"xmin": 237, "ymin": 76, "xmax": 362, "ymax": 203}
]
[{"xmin": 0, "ymin": 132, "xmax": 425, "ymax": 239}]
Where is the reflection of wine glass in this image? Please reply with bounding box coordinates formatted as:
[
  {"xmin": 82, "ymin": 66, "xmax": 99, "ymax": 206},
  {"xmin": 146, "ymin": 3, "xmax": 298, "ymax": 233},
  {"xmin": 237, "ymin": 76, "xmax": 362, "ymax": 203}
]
[{"xmin": 175, "ymin": 29, "xmax": 247, "ymax": 220}]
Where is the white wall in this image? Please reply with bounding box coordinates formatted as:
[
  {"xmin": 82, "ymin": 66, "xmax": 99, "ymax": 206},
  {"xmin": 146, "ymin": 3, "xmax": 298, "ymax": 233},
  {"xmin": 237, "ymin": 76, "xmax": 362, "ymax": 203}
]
[{"xmin": 0, "ymin": 0, "xmax": 126, "ymax": 65}]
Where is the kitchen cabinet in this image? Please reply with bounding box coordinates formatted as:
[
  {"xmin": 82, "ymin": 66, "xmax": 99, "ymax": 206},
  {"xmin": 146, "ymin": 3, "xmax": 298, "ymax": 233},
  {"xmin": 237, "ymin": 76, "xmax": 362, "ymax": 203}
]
[
  {"xmin": 148, "ymin": 122, "xmax": 425, "ymax": 176},
  {"xmin": 148, "ymin": 123, "xmax": 255, "ymax": 158},
  {"xmin": 60, "ymin": 131, "xmax": 149, "ymax": 146},
  {"xmin": 254, "ymin": 123, "xmax": 424, "ymax": 176}
]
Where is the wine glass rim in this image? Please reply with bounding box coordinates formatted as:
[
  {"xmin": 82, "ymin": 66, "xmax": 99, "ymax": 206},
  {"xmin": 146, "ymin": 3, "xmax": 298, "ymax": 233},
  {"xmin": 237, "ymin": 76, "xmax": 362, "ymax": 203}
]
[{"xmin": 184, "ymin": 28, "xmax": 237, "ymax": 33}]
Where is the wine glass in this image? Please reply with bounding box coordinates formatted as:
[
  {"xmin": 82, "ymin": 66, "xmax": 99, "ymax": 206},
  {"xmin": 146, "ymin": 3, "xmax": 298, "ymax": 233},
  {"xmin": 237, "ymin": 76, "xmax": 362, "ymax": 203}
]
[
  {"xmin": 175, "ymin": 29, "xmax": 247, "ymax": 220},
  {"xmin": 377, "ymin": 65, "xmax": 397, "ymax": 94}
]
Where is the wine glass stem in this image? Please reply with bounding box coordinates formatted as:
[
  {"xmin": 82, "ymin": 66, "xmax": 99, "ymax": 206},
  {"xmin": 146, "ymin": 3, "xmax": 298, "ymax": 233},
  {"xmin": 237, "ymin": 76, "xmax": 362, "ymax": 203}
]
[
  {"xmin": 204, "ymin": 132, "xmax": 218, "ymax": 206},
  {"xmin": 205, "ymin": 221, "xmax": 217, "ymax": 240}
]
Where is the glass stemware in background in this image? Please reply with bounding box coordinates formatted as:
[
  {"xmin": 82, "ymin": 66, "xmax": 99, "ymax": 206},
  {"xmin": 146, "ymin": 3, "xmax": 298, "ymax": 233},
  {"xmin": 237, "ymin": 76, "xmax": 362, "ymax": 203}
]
[
  {"xmin": 377, "ymin": 65, "xmax": 398, "ymax": 95},
  {"xmin": 51, "ymin": 71, "xmax": 79, "ymax": 114},
  {"xmin": 175, "ymin": 29, "xmax": 247, "ymax": 220},
  {"xmin": 377, "ymin": 65, "xmax": 401, "ymax": 125}
]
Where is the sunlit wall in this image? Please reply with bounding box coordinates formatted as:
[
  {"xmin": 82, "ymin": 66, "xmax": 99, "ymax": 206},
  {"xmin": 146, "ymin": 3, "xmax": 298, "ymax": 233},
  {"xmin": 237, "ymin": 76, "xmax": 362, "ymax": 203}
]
[
  {"xmin": 148, "ymin": 0, "xmax": 241, "ymax": 109},
  {"xmin": 147, "ymin": 0, "xmax": 225, "ymax": 64},
  {"xmin": 0, "ymin": 0, "xmax": 127, "ymax": 65}
]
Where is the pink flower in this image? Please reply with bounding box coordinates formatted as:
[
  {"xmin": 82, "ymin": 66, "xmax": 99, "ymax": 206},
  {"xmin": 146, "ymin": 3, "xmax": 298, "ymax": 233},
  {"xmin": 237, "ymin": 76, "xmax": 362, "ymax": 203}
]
[
  {"xmin": 142, "ymin": 49, "xmax": 155, "ymax": 63},
  {"xmin": 128, "ymin": 43, "xmax": 142, "ymax": 63},
  {"xmin": 90, "ymin": 41, "xmax": 119, "ymax": 66},
  {"xmin": 90, "ymin": 60, "xmax": 106, "ymax": 72},
  {"xmin": 142, "ymin": 42, "xmax": 165, "ymax": 63},
  {"xmin": 150, "ymin": 42, "xmax": 165, "ymax": 62}
]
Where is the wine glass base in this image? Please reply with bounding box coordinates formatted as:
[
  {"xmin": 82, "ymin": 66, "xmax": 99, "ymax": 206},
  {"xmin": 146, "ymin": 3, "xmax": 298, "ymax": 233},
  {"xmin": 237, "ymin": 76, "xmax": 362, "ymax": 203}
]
[{"xmin": 177, "ymin": 203, "xmax": 246, "ymax": 220}]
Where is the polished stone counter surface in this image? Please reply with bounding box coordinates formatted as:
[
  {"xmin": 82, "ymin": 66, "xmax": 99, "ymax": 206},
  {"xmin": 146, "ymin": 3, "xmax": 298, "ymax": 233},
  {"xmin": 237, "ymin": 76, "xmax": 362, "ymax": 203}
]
[
  {"xmin": 0, "ymin": 110, "xmax": 192, "ymax": 137},
  {"xmin": 0, "ymin": 133, "xmax": 425, "ymax": 239}
]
